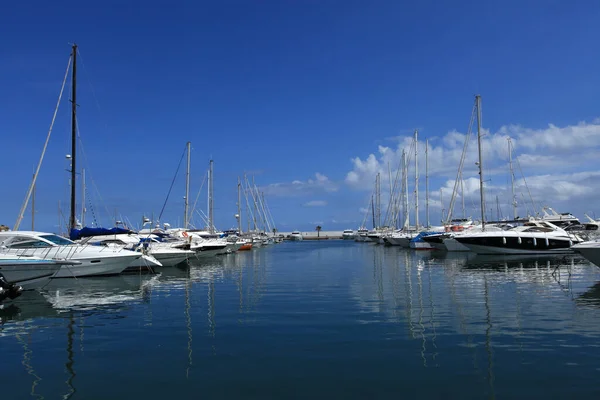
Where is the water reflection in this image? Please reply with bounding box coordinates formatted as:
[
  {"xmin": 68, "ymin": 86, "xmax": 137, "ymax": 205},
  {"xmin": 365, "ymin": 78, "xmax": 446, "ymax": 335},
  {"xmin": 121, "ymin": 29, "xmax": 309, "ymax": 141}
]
[{"xmin": 2, "ymin": 243, "xmax": 600, "ymax": 399}]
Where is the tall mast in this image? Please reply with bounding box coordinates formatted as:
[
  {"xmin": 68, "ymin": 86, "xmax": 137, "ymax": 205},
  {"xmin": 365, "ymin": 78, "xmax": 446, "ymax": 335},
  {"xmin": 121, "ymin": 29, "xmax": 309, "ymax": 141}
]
[
  {"xmin": 460, "ymin": 171, "xmax": 466, "ymax": 219},
  {"xmin": 81, "ymin": 169, "xmax": 85, "ymax": 226},
  {"xmin": 414, "ymin": 129, "xmax": 419, "ymax": 229},
  {"xmin": 403, "ymin": 149, "xmax": 409, "ymax": 229},
  {"xmin": 184, "ymin": 142, "xmax": 191, "ymax": 228},
  {"xmin": 371, "ymin": 195, "xmax": 375, "ymax": 229},
  {"xmin": 69, "ymin": 43, "xmax": 77, "ymax": 231},
  {"xmin": 440, "ymin": 188, "xmax": 445, "ymax": 223},
  {"xmin": 425, "ymin": 138, "xmax": 429, "ymax": 228},
  {"xmin": 31, "ymin": 171, "xmax": 36, "ymax": 230},
  {"xmin": 375, "ymin": 173, "xmax": 381, "ymax": 229},
  {"xmin": 237, "ymin": 177, "xmax": 242, "ymax": 234},
  {"xmin": 508, "ymin": 137, "xmax": 517, "ymax": 219},
  {"xmin": 208, "ymin": 159, "xmax": 214, "ymax": 233},
  {"xmin": 251, "ymin": 176, "xmax": 258, "ymax": 231},
  {"xmin": 476, "ymin": 95, "xmax": 486, "ymax": 230}
]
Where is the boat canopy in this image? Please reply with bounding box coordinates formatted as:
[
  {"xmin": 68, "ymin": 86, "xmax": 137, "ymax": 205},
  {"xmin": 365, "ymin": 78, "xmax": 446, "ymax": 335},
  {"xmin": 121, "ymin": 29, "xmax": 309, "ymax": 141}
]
[{"xmin": 70, "ymin": 227, "xmax": 132, "ymax": 241}]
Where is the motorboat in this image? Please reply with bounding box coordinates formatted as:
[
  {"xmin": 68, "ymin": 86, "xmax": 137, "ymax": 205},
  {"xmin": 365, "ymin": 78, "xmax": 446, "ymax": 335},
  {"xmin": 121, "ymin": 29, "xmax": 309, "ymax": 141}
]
[
  {"xmin": 384, "ymin": 231, "xmax": 415, "ymax": 247},
  {"xmin": 289, "ymin": 231, "xmax": 303, "ymax": 241},
  {"xmin": 572, "ymin": 240, "xmax": 600, "ymax": 267},
  {"xmin": 453, "ymin": 220, "xmax": 583, "ymax": 255},
  {"xmin": 354, "ymin": 228, "xmax": 369, "ymax": 242},
  {"xmin": 409, "ymin": 231, "xmax": 445, "ymax": 250},
  {"xmin": 342, "ymin": 229, "xmax": 355, "ymax": 240},
  {"xmin": 0, "ymin": 231, "xmax": 140, "ymax": 277},
  {"xmin": 0, "ymin": 254, "xmax": 79, "ymax": 294},
  {"xmin": 73, "ymin": 228, "xmax": 193, "ymax": 268}
]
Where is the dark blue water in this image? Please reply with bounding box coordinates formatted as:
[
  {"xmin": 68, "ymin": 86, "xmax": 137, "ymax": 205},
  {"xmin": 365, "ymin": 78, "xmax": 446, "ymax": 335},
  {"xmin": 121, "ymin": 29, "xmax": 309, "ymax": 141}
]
[{"xmin": 3, "ymin": 241, "xmax": 600, "ymax": 399}]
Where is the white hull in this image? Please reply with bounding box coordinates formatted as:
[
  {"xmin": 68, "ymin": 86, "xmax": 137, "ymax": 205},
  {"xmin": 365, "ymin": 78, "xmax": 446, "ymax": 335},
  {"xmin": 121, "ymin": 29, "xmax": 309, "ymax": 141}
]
[
  {"xmin": 193, "ymin": 248, "xmax": 225, "ymax": 259},
  {"xmin": 354, "ymin": 235, "xmax": 368, "ymax": 242},
  {"xmin": 410, "ymin": 241, "xmax": 435, "ymax": 250},
  {"xmin": 289, "ymin": 235, "xmax": 303, "ymax": 241},
  {"xmin": 128, "ymin": 254, "xmax": 162, "ymax": 268},
  {"xmin": 0, "ymin": 261, "xmax": 62, "ymax": 290},
  {"xmin": 572, "ymin": 243, "xmax": 600, "ymax": 267},
  {"xmin": 53, "ymin": 255, "xmax": 136, "ymax": 278},
  {"xmin": 151, "ymin": 251, "xmax": 193, "ymax": 267},
  {"xmin": 342, "ymin": 234, "xmax": 355, "ymax": 240}
]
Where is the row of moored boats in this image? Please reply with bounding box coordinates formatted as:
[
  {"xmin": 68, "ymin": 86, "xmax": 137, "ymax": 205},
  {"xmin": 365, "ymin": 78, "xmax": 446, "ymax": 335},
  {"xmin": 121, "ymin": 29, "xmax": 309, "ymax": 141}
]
[{"xmin": 0, "ymin": 227, "xmax": 278, "ymax": 303}]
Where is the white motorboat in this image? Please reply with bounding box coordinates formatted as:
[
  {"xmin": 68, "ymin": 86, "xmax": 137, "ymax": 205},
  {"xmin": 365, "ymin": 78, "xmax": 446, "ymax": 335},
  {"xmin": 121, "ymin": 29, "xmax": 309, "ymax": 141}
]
[
  {"xmin": 572, "ymin": 240, "xmax": 600, "ymax": 267},
  {"xmin": 79, "ymin": 232, "xmax": 193, "ymax": 267},
  {"xmin": 342, "ymin": 230, "xmax": 355, "ymax": 240},
  {"xmin": 354, "ymin": 228, "xmax": 369, "ymax": 242},
  {"xmin": 289, "ymin": 231, "xmax": 303, "ymax": 241},
  {"xmin": 0, "ymin": 254, "xmax": 77, "ymax": 290},
  {"xmin": 453, "ymin": 220, "xmax": 583, "ymax": 255},
  {"xmin": 0, "ymin": 231, "xmax": 140, "ymax": 277}
]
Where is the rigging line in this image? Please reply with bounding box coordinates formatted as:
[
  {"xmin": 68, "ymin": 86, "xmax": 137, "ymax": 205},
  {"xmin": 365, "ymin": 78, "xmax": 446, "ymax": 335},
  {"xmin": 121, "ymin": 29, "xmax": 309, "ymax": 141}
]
[
  {"xmin": 190, "ymin": 172, "xmax": 208, "ymax": 227},
  {"xmin": 76, "ymin": 48, "xmax": 111, "ymax": 136},
  {"xmin": 14, "ymin": 54, "xmax": 72, "ymax": 230},
  {"xmin": 157, "ymin": 144, "xmax": 188, "ymax": 223},
  {"xmin": 75, "ymin": 118, "xmax": 112, "ymax": 225},
  {"xmin": 514, "ymin": 154, "xmax": 539, "ymax": 217},
  {"xmin": 446, "ymin": 103, "xmax": 476, "ymax": 224}
]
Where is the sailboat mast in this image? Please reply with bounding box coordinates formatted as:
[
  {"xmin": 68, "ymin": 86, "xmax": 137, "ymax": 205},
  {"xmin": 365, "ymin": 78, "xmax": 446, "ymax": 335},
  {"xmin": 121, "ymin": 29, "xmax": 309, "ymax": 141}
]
[
  {"xmin": 208, "ymin": 159, "xmax": 214, "ymax": 234},
  {"xmin": 440, "ymin": 188, "xmax": 445, "ymax": 223},
  {"xmin": 69, "ymin": 43, "xmax": 77, "ymax": 231},
  {"xmin": 403, "ymin": 149, "xmax": 409, "ymax": 229},
  {"xmin": 81, "ymin": 169, "xmax": 85, "ymax": 226},
  {"xmin": 237, "ymin": 177, "xmax": 242, "ymax": 234},
  {"xmin": 31, "ymin": 172, "xmax": 35, "ymax": 230},
  {"xmin": 425, "ymin": 138, "xmax": 429, "ymax": 228},
  {"xmin": 460, "ymin": 171, "xmax": 466, "ymax": 219},
  {"xmin": 508, "ymin": 137, "xmax": 517, "ymax": 220},
  {"xmin": 184, "ymin": 141, "xmax": 191, "ymax": 228},
  {"xmin": 475, "ymin": 95, "xmax": 486, "ymax": 230},
  {"xmin": 414, "ymin": 129, "xmax": 419, "ymax": 229},
  {"xmin": 371, "ymin": 195, "xmax": 375, "ymax": 229},
  {"xmin": 375, "ymin": 173, "xmax": 381, "ymax": 229}
]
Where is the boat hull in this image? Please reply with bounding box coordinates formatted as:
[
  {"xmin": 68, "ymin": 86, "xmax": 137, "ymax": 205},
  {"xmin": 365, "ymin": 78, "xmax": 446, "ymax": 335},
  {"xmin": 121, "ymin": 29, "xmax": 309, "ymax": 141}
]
[
  {"xmin": 151, "ymin": 251, "xmax": 192, "ymax": 267},
  {"xmin": 455, "ymin": 235, "xmax": 576, "ymax": 255},
  {"xmin": 0, "ymin": 260, "xmax": 62, "ymax": 290},
  {"xmin": 443, "ymin": 237, "xmax": 471, "ymax": 252},
  {"xmin": 53, "ymin": 255, "xmax": 137, "ymax": 278}
]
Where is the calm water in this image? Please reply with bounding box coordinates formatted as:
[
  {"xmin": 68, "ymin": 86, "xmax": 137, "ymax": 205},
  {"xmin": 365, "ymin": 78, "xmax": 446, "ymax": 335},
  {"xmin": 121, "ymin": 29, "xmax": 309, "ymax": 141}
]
[{"xmin": 3, "ymin": 241, "xmax": 600, "ymax": 399}]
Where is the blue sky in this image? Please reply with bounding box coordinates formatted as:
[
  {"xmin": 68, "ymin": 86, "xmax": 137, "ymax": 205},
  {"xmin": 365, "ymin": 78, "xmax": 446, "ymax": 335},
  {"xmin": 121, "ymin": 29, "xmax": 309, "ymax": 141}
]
[{"xmin": 2, "ymin": 0, "xmax": 600, "ymax": 232}]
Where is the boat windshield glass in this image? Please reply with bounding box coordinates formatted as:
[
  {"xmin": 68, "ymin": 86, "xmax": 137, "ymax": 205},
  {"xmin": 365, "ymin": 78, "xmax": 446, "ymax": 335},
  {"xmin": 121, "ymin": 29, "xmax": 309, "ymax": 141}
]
[{"xmin": 40, "ymin": 234, "xmax": 75, "ymax": 245}]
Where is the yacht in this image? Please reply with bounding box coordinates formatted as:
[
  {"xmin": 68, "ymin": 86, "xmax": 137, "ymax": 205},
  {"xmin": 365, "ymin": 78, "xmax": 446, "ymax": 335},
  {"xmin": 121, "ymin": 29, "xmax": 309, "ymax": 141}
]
[
  {"xmin": 0, "ymin": 231, "xmax": 140, "ymax": 277},
  {"xmin": 384, "ymin": 231, "xmax": 415, "ymax": 248},
  {"xmin": 78, "ymin": 232, "xmax": 194, "ymax": 267},
  {"xmin": 540, "ymin": 207, "xmax": 580, "ymax": 229},
  {"xmin": 409, "ymin": 230, "xmax": 445, "ymax": 250},
  {"xmin": 354, "ymin": 228, "xmax": 369, "ymax": 242},
  {"xmin": 452, "ymin": 220, "xmax": 583, "ymax": 255},
  {"xmin": 342, "ymin": 229, "xmax": 355, "ymax": 240},
  {"xmin": 0, "ymin": 254, "xmax": 78, "ymax": 291},
  {"xmin": 572, "ymin": 241, "xmax": 600, "ymax": 267},
  {"xmin": 289, "ymin": 231, "xmax": 303, "ymax": 241}
]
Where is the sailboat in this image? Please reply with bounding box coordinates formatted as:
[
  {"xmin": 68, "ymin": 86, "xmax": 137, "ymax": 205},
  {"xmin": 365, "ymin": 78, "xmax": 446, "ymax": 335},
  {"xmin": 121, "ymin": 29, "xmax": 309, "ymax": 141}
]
[
  {"xmin": 4, "ymin": 44, "xmax": 142, "ymax": 277},
  {"xmin": 451, "ymin": 96, "xmax": 584, "ymax": 255}
]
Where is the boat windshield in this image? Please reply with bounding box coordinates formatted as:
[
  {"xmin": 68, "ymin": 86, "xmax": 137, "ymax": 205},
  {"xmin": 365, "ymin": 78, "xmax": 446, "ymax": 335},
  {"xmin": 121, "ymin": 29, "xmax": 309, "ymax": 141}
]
[{"xmin": 40, "ymin": 234, "xmax": 75, "ymax": 245}]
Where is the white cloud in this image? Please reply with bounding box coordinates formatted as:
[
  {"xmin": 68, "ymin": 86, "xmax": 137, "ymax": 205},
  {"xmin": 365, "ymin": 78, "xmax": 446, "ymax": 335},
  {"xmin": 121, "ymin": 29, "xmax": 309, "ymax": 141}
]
[
  {"xmin": 345, "ymin": 119, "xmax": 600, "ymax": 222},
  {"xmin": 304, "ymin": 200, "xmax": 327, "ymax": 207},
  {"xmin": 262, "ymin": 173, "xmax": 338, "ymax": 197}
]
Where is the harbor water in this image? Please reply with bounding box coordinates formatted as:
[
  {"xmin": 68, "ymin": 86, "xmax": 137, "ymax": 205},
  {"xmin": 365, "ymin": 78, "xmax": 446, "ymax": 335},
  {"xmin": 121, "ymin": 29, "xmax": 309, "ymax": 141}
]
[{"xmin": 2, "ymin": 241, "xmax": 600, "ymax": 399}]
